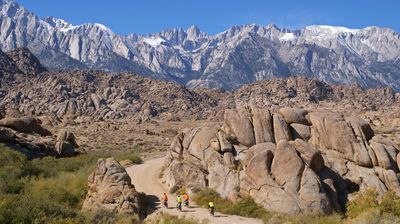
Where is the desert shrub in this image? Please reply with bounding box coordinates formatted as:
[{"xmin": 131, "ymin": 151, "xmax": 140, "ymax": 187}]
[
  {"xmin": 113, "ymin": 152, "xmax": 143, "ymax": 164},
  {"xmin": 0, "ymin": 145, "xmax": 32, "ymax": 194},
  {"xmin": 192, "ymin": 188, "xmax": 271, "ymax": 220},
  {"xmin": 0, "ymin": 144, "xmax": 143, "ymax": 224},
  {"xmin": 379, "ymin": 190, "xmax": 400, "ymax": 217},
  {"xmin": 346, "ymin": 188, "xmax": 379, "ymax": 218},
  {"xmin": 345, "ymin": 208, "xmax": 381, "ymax": 224},
  {"xmin": 345, "ymin": 188, "xmax": 400, "ymax": 223}
]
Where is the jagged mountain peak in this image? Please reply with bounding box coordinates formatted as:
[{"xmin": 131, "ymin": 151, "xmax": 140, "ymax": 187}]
[
  {"xmin": 42, "ymin": 16, "xmax": 113, "ymax": 35},
  {"xmin": 187, "ymin": 25, "xmax": 200, "ymax": 33},
  {"xmin": 1, "ymin": 0, "xmax": 22, "ymax": 15},
  {"xmin": 186, "ymin": 25, "xmax": 206, "ymax": 40},
  {"xmin": 0, "ymin": 0, "xmax": 16, "ymax": 6},
  {"xmin": 43, "ymin": 16, "xmax": 73, "ymax": 29}
]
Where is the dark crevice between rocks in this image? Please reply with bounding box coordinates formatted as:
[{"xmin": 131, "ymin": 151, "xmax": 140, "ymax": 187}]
[
  {"xmin": 248, "ymin": 106, "xmax": 257, "ymax": 145},
  {"xmin": 319, "ymin": 166, "xmax": 350, "ymax": 212}
]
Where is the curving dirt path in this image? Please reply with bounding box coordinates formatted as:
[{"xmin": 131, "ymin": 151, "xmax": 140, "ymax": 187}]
[{"xmin": 126, "ymin": 157, "xmax": 262, "ymax": 224}]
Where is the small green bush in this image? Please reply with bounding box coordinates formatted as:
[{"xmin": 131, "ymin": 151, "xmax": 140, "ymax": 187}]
[
  {"xmin": 345, "ymin": 188, "xmax": 400, "ymax": 223},
  {"xmin": 113, "ymin": 151, "xmax": 143, "ymax": 164},
  {"xmin": 379, "ymin": 190, "xmax": 400, "ymax": 217},
  {"xmin": 0, "ymin": 146, "xmax": 32, "ymax": 194},
  {"xmin": 192, "ymin": 188, "xmax": 271, "ymax": 220},
  {"xmin": 346, "ymin": 188, "xmax": 378, "ymax": 218}
]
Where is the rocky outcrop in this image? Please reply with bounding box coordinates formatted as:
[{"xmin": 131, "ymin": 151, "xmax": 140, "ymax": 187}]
[
  {"xmin": 162, "ymin": 106, "xmax": 400, "ymax": 215},
  {"xmin": 82, "ymin": 158, "xmax": 143, "ymax": 214},
  {"xmin": 55, "ymin": 129, "xmax": 79, "ymax": 157},
  {"xmin": 0, "ymin": 117, "xmax": 51, "ymax": 136},
  {"xmin": 6, "ymin": 48, "xmax": 47, "ymax": 76},
  {"xmin": 0, "ymin": 117, "xmax": 78, "ymax": 158}
]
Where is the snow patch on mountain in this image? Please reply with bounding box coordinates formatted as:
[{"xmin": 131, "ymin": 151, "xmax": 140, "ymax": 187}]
[
  {"xmin": 305, "ymin": 25, "xmax": 360, "ymax": 37},
  {"xmin": 142, "ymin": 37, "xmax": 166, "ymax": 47},
  {"xmin": 279, "ymin": 33, "xmax": 297, "ymax": 41},
  {"xmin": 59, "ymin": 25, "xmax": 79, "ymax": 32},
  {"xmin": 93, "ymin": 23, "xmax": 113, "ymax": 33}
]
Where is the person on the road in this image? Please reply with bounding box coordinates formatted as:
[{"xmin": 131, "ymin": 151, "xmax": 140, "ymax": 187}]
[
  {"xmin": 208, "ymin": 201, "xmax": 215, "ymax": 216},
  {"xmin": 161, "ymin": 193, "xmax": 168, "ymax": 208},
  {"xmin": 176, "ymin": 195, "xmax": 183, "ymax": 211},
  {"xmin": 183, "ymin": 192, "xmax": 190, "ymax": 207}
]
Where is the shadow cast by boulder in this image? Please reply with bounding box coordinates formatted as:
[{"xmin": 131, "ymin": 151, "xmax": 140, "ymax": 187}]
[{"xmin": 142, "ymin": 194, "xmax": 160, "ymax": 212}]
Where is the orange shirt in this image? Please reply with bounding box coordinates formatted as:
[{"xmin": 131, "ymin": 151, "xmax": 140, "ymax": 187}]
[
  {"xmin": 162, "ymin": 194, "xmax": 168, "ymax": 201},
  {"xmin": 183, "ymin": 194, "xmax": 189, "ymax": 201}
]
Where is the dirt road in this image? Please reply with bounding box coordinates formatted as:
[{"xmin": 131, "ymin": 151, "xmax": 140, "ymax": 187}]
[{"xmin": 126, "ymin": 157, "xmax": 262, "ymax": 224}]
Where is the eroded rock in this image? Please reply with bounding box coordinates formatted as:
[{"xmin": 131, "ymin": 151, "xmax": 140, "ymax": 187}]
[
  {"xmin": 82, "ymin": 158, "xmax": 143, "ymax": 214},
  {"xmin": 162, "ymin": 107, "xmax": 400, "ymax": 215}
]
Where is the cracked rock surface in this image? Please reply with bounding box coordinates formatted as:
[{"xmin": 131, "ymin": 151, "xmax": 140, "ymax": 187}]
[{"xmin": 162, "ymin": 106, "xmax": 400, "ymax": 214}]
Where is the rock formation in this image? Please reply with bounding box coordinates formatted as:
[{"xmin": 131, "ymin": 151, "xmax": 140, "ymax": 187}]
[
  {"xmin": 162, "ymin": 106, "xmax": 400, "ymax": 214},
  {"xmin": 82, "ymin": 158, "xmax": 143, "ymax": 215},
  {"xmin": 0, "ymin": 116, "xmax": 78, "ymax": 158},
  {"xmin": 0, "ymin": 47, "xmax": 398, "ymax": 121}
]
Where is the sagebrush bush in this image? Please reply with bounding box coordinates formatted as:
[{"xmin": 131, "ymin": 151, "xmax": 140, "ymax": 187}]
[
  {"xmin": 0, "ymin": 144, "xmax": 142, "ymax": 224},
  {"xmin": 346, "ymin": 188, "xmax": 379, "ymax": 218},
  {"xmin": 192, "ymin": 188, "xmax": 272, "ymax": 221},
  {"xmin": 379, "ymin": 190, "xmax": 400, "ymax": 217},
  {"xmin": 345, "ymin": 188, "xmax": 400, "ymax": 223}
]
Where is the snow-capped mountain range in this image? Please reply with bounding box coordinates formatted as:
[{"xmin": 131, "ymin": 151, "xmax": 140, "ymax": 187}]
[{"xmin": 1, "ymin": 0, "xmax": 400, "ymax": 90}]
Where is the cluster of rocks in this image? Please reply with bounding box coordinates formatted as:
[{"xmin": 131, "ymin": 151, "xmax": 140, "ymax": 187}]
[
  {"xmin": 2, "ymin": 72, "xmax": 399, "ymax": 122},
  {"xmin": 82, "ymin": 157, "xmax": 144, "ymax": 215},
  {"xmin": 232, "ymin": 76, "xmax": 398, "ymax": 112},
  {"xmin": 162, "ymin": 107, "xmax": 400, "ymax": 214},
  {"xmin": 0, "ymin": 69, "xmax": 223, "ymax": 120},
  {"xmin": 1, "ymin": 48, "xmax": 399, "ymax": 122},
  {"xmin": 5, "ymin": 48, "xmax": 47, "ymax": 76},
  {"xmin": 0, "ymin": 116, "xmax": 78, "ymax": 158}
]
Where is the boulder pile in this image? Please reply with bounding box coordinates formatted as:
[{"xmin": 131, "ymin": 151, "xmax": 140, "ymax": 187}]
[
  {"xmin": 162, "ymin": 106, "xmax": 400, "ymax": 214},
  {"xmin": 0, "ymin": 116, "xmax": 78, "ymax": 158}
]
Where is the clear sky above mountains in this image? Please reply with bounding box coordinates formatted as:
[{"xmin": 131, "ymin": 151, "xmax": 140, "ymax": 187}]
[{"xmin": 17, "ymin": 0, "xmax": 400, "ymax": 35}]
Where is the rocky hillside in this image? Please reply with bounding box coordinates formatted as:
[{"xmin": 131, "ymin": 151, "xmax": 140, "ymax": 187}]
[
  {"xmin": 1, "ymin": 0, "xmax": 400, "ymax": 90},
  {"xmin": 6, "ymin": 47, "xmax": 47, "ymax": 76},
  {"xmin": 0, "ymin": 48, "xmax": 399, "ymax": 121},
  {"xmin": 162, "ymin": 107, "xmax": 400, "ymax": 214},
  {"xmin": 231, "ymin": 76, "xmax": 398, "ymax": 112}
]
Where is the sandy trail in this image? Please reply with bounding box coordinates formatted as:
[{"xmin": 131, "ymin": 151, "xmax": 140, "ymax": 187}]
[{"xmin": 126, "ymin": 157, "xmax": 262, "ymax": 224}]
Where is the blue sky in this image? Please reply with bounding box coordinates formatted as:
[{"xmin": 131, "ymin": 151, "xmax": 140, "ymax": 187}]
[{"xmin": 16, "ymin": 0, "xmax": 400, "ymax": 35}]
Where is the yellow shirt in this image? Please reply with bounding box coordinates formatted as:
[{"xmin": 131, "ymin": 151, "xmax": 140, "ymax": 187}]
[
  {"xmin": 208, "ymin": 202, "xmax": 214, "ymax": 207},
  {"xmin": 177, "ymin": 197, "xmax": 182, "ymax": 203}
]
